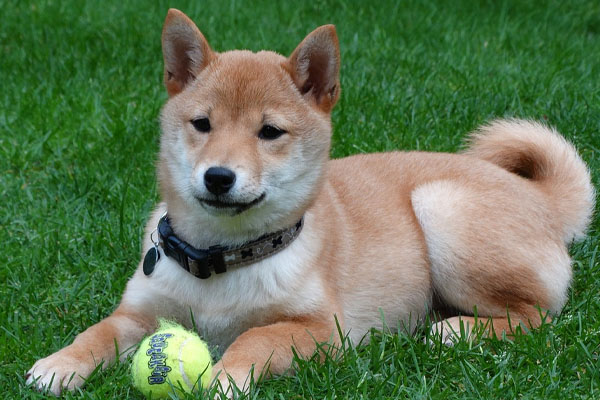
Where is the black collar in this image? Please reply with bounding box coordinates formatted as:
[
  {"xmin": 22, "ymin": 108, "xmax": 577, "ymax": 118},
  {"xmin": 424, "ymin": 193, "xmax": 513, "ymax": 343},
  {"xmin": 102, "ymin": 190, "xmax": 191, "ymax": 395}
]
[{"xmin": 145, "ymin": 215, "xmax": 303, "ymax": 279}]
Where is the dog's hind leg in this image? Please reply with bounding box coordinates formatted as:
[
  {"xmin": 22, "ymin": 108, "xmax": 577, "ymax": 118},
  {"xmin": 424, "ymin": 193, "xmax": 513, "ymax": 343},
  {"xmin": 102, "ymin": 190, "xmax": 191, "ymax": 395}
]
[{"xmin": 411, "ymin": 179, "xmax": 571, "ymax": 343}]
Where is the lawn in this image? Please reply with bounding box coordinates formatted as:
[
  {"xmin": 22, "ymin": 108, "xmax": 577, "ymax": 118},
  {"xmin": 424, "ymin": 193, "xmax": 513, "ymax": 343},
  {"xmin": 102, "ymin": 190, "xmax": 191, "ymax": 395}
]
[{"xmin": 1, "ymin": 0, "xmax": 599, "ymax": 399}]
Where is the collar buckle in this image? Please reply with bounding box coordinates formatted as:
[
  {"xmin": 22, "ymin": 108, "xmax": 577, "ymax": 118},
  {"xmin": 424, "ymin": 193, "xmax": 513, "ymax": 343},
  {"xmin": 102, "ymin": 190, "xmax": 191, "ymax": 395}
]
[{"xmin": 158, "ymin": 216, "xmax": 210, "ymax": 279}]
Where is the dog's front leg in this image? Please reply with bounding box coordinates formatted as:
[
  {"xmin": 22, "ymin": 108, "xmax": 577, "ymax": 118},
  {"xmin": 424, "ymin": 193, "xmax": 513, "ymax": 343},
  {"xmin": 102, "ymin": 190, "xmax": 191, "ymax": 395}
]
[
  {"xmin": 26, "ymin": 306, "xmax": 153, "ymax": 395},
  {"xmin": 213, "ymin": 317, "xmax": 337, "ymax": 395}
]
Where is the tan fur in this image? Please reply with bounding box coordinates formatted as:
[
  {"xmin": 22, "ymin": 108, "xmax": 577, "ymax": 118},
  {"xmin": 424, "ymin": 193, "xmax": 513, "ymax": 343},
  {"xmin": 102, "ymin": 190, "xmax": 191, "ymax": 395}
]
[{"xmin": 27, "ymin": 9, "xmax": 594, "ymax": 397}]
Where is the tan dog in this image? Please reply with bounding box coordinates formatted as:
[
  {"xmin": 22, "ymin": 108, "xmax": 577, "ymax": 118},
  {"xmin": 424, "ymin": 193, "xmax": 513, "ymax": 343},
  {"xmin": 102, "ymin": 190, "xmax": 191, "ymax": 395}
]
[{"xmin": 27, "ymin": 8, "xmax": 594, "ymax": 396}]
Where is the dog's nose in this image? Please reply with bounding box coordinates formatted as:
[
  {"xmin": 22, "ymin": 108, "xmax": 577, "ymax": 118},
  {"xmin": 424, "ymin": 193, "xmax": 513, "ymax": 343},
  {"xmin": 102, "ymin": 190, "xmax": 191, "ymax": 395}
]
[{"xmin": 204, "ymin": 167, "xmax": 236, "ymax": 195}]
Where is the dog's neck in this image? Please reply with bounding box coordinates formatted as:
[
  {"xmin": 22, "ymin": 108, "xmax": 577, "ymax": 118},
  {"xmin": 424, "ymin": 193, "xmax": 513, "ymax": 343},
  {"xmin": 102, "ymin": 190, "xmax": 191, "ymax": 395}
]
[{"xmin": 154, "ymin": 213, "xmax": 304, "ymax": 279}]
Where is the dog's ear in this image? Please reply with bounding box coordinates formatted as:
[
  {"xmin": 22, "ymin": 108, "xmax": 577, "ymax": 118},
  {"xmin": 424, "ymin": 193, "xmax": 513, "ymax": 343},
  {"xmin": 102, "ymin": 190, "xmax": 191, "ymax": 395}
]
[
  {"xmin": 162, "ymin": 9, "xmax": 215, "ymax": 97},
  {"xmin": 287, "ymin": 25, "xmax": 341, "ymax": 113}
]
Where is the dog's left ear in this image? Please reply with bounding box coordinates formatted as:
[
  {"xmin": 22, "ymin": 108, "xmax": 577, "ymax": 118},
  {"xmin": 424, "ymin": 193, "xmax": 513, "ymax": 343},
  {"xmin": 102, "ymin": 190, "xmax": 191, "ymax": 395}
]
[
  {"xmin": 287, "ymin": 25, "xmax": 341, "ymax": 113},
  {"xmin": 162, "ymin": 9, "xmax": 215, "ymax": 97}
]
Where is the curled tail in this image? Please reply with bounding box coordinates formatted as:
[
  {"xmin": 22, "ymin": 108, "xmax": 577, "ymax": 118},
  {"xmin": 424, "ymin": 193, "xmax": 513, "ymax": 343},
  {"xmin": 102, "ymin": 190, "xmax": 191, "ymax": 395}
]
[{"xmin": 464, "ymin": 119, "xmax": 595, "ymax": 243}]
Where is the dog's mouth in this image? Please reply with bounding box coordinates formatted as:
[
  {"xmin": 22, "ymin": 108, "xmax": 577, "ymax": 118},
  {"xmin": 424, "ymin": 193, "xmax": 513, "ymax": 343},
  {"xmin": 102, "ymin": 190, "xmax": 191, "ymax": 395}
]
[{"xmin": 197, "ymin": 193, "xmax": 266, "ymax": 215}]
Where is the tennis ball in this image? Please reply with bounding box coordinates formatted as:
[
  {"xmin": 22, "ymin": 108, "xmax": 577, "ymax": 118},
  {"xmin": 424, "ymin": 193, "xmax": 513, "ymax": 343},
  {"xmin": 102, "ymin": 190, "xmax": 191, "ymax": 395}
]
[{"xmin": 131, "ymin": 321, "xmax": 212, "ymax": 398}]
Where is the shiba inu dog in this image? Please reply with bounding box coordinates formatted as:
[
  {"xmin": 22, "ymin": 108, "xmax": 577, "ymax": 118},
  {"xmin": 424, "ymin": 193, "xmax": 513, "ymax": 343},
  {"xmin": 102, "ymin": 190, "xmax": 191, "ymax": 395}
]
[{"xmin": 27, "ymin": 8, "xmax": 594, "ymax": 396}]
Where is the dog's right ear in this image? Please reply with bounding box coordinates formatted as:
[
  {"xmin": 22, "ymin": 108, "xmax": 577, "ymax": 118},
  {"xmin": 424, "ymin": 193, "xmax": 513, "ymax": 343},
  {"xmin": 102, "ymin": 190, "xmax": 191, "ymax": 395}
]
[{"xmin": 162, "ymin": 9, "xmax": 214, "ymax": 97}]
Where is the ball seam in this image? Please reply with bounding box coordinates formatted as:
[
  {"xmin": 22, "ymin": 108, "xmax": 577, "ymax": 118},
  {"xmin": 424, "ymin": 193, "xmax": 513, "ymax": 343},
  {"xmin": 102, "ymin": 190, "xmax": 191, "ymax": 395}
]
[{"xmin": 178, "ymin": 337, "xmax": 194, "ymax": 390}]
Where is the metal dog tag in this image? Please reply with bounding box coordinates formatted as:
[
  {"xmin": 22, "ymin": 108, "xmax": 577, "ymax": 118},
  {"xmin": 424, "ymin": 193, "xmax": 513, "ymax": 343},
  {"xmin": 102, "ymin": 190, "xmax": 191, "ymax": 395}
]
[{"xmin": 143, "ymin": 246, "xmax": 160, "ymax": 276}]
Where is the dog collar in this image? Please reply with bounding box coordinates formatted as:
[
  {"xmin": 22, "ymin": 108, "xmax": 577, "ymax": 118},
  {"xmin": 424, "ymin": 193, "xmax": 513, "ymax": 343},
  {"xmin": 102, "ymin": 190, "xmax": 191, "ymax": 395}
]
[{"xmin": 143, "ymin": 214, "xmax": 303, "ymax": 279}]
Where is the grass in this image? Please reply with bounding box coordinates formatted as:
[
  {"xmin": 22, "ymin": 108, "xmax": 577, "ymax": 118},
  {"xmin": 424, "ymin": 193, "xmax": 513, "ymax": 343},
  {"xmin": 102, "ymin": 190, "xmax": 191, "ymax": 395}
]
[{"xmin": 1, "ymin": 0, "xmax": 599, "ymax": 398}]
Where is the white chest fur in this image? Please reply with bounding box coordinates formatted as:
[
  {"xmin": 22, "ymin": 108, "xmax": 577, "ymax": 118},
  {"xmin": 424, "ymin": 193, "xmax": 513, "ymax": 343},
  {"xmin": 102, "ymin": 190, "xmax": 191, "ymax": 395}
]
[{"xmin": 122, "ymin": 219, "xmax": 324, "ymax": 352}]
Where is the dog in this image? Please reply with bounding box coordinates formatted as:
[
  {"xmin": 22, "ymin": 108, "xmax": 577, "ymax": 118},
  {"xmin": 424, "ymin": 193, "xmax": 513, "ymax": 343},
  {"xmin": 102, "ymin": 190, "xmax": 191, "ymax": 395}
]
[{"xmin": 27, "ymin": 8, "xmax": 595, "ymax": 396}]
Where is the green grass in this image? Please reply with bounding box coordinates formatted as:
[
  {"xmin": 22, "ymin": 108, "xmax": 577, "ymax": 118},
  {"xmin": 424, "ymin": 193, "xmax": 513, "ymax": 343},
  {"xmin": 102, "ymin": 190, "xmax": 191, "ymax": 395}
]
[{"xmin": 1, "ymin": 0, "xmax": 599, "ymax": 398}]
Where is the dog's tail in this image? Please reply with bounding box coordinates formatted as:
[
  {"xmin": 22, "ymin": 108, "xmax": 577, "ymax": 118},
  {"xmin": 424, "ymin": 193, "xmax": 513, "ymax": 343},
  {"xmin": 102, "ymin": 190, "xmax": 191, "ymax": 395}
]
[{"xmin": 464, "ymin": 119, "xmax": 595, "ymax": 243}]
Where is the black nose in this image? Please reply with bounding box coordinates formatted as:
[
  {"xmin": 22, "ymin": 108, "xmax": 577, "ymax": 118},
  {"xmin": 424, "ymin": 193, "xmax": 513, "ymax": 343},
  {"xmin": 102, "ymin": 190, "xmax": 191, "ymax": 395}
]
[{"xmin": 204, "ymin": 167, "xmax": 236, "ymax": 195}]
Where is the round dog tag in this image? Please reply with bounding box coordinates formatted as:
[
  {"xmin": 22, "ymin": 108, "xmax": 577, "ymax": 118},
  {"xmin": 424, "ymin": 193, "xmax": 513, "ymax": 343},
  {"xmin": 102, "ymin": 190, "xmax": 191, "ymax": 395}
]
[{"xmin": 143, "ymin": 247, "xmax": 160, "ymax": 276}]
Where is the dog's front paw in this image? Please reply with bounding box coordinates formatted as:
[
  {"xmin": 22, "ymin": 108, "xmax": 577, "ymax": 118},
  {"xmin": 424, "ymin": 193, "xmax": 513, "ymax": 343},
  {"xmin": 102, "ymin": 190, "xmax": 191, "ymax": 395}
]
[{"xmin": 26, "ymin": 347, "xmax": 96, "ymax": 395}]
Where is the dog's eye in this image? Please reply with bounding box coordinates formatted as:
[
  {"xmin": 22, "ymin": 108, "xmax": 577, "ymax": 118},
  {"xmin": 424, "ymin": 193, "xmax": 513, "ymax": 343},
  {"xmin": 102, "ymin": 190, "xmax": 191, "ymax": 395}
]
[
  {"xmin": 259, "ymin": 125, "xmax": 286, "ymax": 140},
  {"xmin": 191, "ymin": 118, "xmax": 211, "ymax": 133}
]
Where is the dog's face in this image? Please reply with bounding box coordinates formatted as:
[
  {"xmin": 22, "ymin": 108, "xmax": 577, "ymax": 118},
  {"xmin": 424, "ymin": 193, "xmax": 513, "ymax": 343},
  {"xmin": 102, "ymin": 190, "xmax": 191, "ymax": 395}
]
[{"xmin": 158, "ymin": 10, "xmax": 340, "ymax": 234}]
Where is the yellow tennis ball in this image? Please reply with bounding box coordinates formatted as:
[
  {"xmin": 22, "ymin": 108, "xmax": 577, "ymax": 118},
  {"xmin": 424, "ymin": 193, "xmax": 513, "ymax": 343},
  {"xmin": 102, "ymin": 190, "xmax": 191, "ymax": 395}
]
[{"xmin": 131, "ymin": 321, "xmax": 213, "ymax": 398}]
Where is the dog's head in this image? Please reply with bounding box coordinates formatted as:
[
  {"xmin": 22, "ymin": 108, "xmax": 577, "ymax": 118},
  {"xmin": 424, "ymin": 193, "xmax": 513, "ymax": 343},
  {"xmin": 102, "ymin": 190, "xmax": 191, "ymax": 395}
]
[
  {"xmin": 158, "ymin": 9, "xmax": 340, "ymax": 242},
  {"xmin": 159, "ymin": 10, "xmax": 340, "ymax": 241}
]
